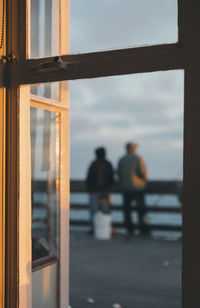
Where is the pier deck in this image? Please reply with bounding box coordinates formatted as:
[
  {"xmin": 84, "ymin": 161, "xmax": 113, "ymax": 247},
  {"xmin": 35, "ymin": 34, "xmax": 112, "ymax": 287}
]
[{"xmin": 70, "ymin": 232, "xmax": 181, "ymax": 308}]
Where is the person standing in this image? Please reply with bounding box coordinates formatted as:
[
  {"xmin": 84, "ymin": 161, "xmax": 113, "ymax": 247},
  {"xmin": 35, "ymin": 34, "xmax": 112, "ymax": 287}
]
[
  {"xmin": 118, "ymin": 142, "xmax": 149, "ymax": 236},
  {"xmin": 86, "ymin": 147, "xmax": 114, "ymax": 233}
]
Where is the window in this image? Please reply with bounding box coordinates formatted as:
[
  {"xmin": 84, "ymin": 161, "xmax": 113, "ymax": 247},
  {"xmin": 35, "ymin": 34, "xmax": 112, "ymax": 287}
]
[
  {"xmin": 31, "ymin": 108, "xmax": 60, "ymax": 263},
  {"xmin": 5, "ymin": 1, "xmax": 69, "ymax": 308},
  {"xmin": 3, "ymin": 1, "xmax": 200, "ymax": 308},
  {"xmin": 70, "ymin": 0, "xmax": 178, "ymax": 53}
]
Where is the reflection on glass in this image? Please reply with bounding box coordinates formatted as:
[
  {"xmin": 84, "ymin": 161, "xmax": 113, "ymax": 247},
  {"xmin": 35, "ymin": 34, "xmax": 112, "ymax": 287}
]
[
  {"xmin": 70, "ymin": 0, "xmax": 178, "ymax": 53},
  {"xmin": 31, "ymin": 0, "xmax": 59, "ymax": 58},
  {"xmin": 31, "ymin": 108, "xmax": 60, "ymax": 261},
  {"xmin": 31, "ymin": 82, "xmax": 60, "ymax": 101},
  {"xmin": 31, "ymin": 0, "xmax": 60, "ymax": 99}
]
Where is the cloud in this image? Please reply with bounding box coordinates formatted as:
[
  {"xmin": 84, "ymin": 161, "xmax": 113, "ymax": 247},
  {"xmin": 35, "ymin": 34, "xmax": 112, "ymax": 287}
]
[
  {"xmin": 69, "ymin": 71, "xmax": 184, "ymax": 179},
  {"xmin": 70, "ymin": 71, "xmax": 184, "ymax": 137},
  {"xmin": 70, "ymin": 0, "xmax": 178, "ymax": 53},
  {"xmin": 69, "ymin": 3, "xmax": 183, "ymax": 180}
]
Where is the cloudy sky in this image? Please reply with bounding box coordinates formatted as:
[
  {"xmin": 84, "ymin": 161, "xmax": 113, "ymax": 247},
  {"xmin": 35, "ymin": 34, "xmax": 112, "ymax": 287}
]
[{"xmin": 69, "ymin": 1, "xmax": 184, "ymax": 180}]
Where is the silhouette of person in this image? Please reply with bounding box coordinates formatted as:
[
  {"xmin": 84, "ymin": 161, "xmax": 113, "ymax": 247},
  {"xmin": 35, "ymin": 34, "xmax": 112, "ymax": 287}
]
[
  {"xmin": 118, "ymin": 142, "xmax": 149, "ymax": 236},
  {"xmin": 86, "ymin": 147, "xmax": 114, "ymax": 233}
]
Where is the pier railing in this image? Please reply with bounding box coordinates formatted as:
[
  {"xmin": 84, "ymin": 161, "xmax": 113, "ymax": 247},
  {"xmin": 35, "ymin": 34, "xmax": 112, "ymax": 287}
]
[{"xmin": 70, "ymin": 180, "xmax": 182, "ymax": 232}]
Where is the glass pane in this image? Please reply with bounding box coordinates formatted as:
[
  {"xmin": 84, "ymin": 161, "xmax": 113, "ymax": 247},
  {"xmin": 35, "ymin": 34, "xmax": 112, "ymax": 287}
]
[
  {"xmin": 69, "ymin": 71, "xmax": 183, "ymax": 307},
  {"xmin": 31, "ymin": 108, "xmax": 60, "ymax": 262},
  {"xmin": 31, "ymin": 0, "xmax": 60, "ymax": 100},
  {"xmin": 69, "ymin": 70, "xmax": 184, "ymax": 235},
  {"xmin": 70, "ymin": 70, "xmax": 184, "ymax": 180},
  {"xmin": 70, "ymin": 0, "xmax": 178, "ymax": 53},
  {"xmin": 31, "ymin": 0, "xmax": 59, "ymax": 58},
  {"xmin": 31, "ymin": 82, "xmax": 60, "ymax": 101}
]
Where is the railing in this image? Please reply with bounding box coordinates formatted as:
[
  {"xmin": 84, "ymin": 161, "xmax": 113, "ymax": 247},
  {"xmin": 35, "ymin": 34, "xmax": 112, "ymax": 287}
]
[
  {"xmin": 32, "ymin": 180, "xmax": 182, "ymax": 232},
  {"xmin": 70, "ymin": 180, "xmax": 182, "ymax": 232}
]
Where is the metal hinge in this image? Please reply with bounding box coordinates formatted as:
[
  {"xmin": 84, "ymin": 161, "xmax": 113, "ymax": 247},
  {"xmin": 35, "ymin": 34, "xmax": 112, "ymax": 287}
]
[{"xmin": 0, "ymin": 54, "xmax": 16, "ymax": 64}]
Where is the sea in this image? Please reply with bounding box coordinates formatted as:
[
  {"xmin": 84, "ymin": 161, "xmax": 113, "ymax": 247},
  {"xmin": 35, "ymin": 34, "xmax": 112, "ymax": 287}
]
[
  {"xmin": 32, "ymin": 186, "xmax": 182, "ymax": 241},
  {"xmin": 70, "ymin": 192, "xmax": 182, "ymax": 240}
]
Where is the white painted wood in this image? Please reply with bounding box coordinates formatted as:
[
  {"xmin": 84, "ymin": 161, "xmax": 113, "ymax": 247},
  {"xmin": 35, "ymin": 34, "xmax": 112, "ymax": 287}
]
[
  {"xmin": 59, "ymin": 2, "xmax": 70, "ymax": 307},
  {"xmin": 30, "ymin": 94, "xmax": 68, "ymax": 110},
  {"xmin": 30, "ymin": 2, "xmax": 70, "ymax": 308},
  {"xmin": 30, "ymin": 101, "xmax": 70, "ymax": 308},
  {"xmin": 18, "ymin": 85, "xmax": 32, "ymax": 308},
  {"xmin": 32, "ymin": 264, "xmax": 57, "ymax": 308},
  {"xmin": 60, "ymin": 110, "xmax": 70, "ymax": 308},
  {"xmin": 60, "ymin": 0, "xmax": 69, "ymax": 108}
]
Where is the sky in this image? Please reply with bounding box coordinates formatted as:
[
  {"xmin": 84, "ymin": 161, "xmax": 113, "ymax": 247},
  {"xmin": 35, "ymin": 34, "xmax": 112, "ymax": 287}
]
[{"xmin": 69, "ymin": 0, "xmax": 184, "ymax": 180}]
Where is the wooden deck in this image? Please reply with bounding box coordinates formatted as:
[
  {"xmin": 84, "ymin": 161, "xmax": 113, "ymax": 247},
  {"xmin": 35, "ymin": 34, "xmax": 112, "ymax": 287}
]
[{"xmin": 69, "ymin": 232, "xmax": 181, "ymax": 308}]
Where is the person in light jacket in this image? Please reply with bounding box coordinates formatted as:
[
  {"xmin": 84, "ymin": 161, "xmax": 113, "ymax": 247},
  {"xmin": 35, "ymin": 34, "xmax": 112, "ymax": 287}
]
[{"xmin": 118, "ymin": 142, "xmax": 149, "ymax": 236}]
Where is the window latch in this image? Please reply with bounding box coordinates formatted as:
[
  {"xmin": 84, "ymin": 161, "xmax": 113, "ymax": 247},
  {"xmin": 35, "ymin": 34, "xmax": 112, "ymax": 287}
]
[{"xmin": 30, "ymin": 56, "xmax": 78, "ymax": 73}]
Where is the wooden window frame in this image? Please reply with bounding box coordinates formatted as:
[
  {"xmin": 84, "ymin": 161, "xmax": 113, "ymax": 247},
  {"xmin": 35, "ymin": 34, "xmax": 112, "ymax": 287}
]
[
  {"xmin": 6, "ymin": 1, "xmax": 70, "ymax": 308},
  {"xmin": 0, "ymin": 1, "xmax": 6, "ymax": 305},
  {"xmin": 4, "ymin": 0, "xmax": 200, "ymax": 308},
  {"xmin": 0, "ymin": 82, "xmax": 5, "ymax": 308},
  {"xmin": 30, "ymin": 99, "xmax": 70, "ymax": 308}
]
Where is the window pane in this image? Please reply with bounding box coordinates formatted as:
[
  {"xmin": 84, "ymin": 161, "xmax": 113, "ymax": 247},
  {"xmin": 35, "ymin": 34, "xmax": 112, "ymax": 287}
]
[
  {"xmin": 69, "ymin": 70, "xmax": 184, "ymax": 237},
  {"xmin": 69, "ymin": 71, "xmax": 183, "ymax": 307},
  {"xmin": 31, "ymin": 0, "xmax": 60, "ymax": 58},
  {"xmin": 70, "ymin": 0, "xmax": 178, "ymax": 53},
  {"xmin": 31, "ymin": 82, "xmax": 60, "ymax": 101},
  {"xmin": 31, "ymin": 0, "xmax": 60, "ymax": 100},
  {"xmin": 31, "ymin": 108, "xmax": 60, "ymax": 262}
]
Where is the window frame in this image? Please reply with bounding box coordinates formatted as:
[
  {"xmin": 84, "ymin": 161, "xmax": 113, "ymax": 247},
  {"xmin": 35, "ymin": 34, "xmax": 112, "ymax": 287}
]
[
  {"xmin": 5, "ymin": 1, "xmax": 70, "ymax": 308},
  {"xmin": 0, "ymin": 84, "xmax": 5, "ymax": 308},
  {"xmin": 0, "ymin": 1, "xmax": 6, "ymax": 305},
  {"xmin": 4, "ymin": 0, "xmax": 200, "ymax": 308}
]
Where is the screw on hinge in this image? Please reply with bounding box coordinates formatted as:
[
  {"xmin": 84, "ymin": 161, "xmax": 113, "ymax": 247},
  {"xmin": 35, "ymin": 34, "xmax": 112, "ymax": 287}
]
[
  {"xmin": 7, "ymin": 54, "xmax": 16, "ymax": 63},
  {"xmin": 0, "ymin": 54, "xmax": 16, "ymax": 63},
  {"xmin": 0, "ymin": 56, "xmax": 7, "ymax": 63}
]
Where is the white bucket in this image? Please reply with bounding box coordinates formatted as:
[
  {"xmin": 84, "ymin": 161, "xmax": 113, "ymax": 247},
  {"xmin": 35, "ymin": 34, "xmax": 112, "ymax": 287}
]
[{"xmin": 94, "ymin": 211, "xmax": 112, "ymax": 240}]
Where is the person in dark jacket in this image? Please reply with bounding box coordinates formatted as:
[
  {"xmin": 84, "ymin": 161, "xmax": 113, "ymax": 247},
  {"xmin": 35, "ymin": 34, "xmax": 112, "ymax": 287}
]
[{"xmin": 86, "ymin": 147, "xmax": 114, "ymax": 233}]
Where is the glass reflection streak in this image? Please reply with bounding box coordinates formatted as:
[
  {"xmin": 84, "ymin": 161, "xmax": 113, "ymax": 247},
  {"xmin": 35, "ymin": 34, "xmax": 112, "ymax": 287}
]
[
  {"xmin": 31, "ymin": 108, "xmax": 60, "ymax": 261},
  {"xmin": 31, "ymin": 0, "xmax": 60, "ymax": 99}
]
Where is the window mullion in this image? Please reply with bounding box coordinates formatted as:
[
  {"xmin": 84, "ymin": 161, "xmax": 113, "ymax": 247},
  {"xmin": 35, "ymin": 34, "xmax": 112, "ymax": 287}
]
[
  {"xmin": 7, "ymin": 43, "xmax": 184, "ymax": 87},
  {"xmin": 182, "ymin": 1, "xmax": 200, "ymax": 307}
]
